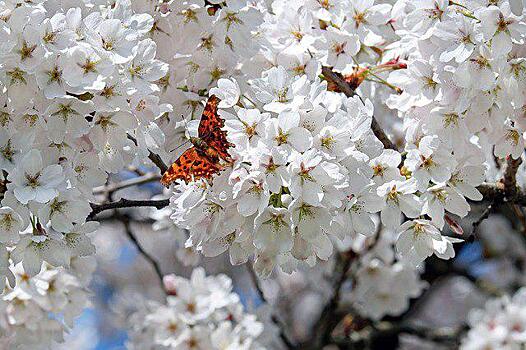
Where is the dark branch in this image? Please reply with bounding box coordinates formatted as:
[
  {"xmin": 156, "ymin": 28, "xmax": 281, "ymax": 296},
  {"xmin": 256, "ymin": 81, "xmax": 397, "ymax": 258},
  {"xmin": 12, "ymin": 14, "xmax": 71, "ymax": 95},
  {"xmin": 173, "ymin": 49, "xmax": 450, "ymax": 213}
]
[
  {"xmin": 127, "ymin": 134, "xmax": 169, "ymax": 174},
  {"xmin": 89, "ymin": 198, "xmax": 170, "ymax": 219},
  {"xmin": 477, "ymin": 183, "xmax": 526, "ymax": 206},
  {"xmin": 297, "ymin": 250, "xmax": 356, "ymax": 350},
  {"xmin": 117, "ymin": 212, "xmax": 165, "ymax": 292},
  {"xmin": 503, "ymin": 156, "xmax": 523, "ymax": 200}
]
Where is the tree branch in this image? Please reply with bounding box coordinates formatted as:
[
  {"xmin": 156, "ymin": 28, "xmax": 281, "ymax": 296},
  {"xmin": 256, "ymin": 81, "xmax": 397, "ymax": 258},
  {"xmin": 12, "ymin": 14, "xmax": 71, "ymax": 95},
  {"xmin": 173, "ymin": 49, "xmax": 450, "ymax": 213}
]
[
  {"xmin": 93, "ymin": 172, "xmax": 161, "ymax": 195},
  {"xmin": 477, "ymin": 183, "xmax": 526, "ymax": 206},
  {"xmin": 297, "ymin": 250, "xmax": 356, "ymax": 350},
  {"xmin": 127, "ymin": 134, "xmax": 169, "ymax": 174},
  {"xmin": 503, "ymin": 156, "xmax": 523, "ymax": 200},
  {"xmin": 116, "ymin": 212, "xmax": 165, "ymax": 292},
  {"xmin": 89, "ymin": 198, "xmax": 170, "ymax": 219}
]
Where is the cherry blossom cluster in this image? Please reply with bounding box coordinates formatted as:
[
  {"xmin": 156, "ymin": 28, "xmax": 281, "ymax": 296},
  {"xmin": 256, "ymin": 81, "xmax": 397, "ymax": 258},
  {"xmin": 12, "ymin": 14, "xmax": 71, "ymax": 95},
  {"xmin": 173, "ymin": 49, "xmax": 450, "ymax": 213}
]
[
  {"xmin": 169, "ymin": 74, "xmax": 385, "ymax": 277},
  {"xmin": 126, "ymin": 267, "xmax": 268, "ymax": 350},
  {"xmin": 350, "ymin": 231, "xmax": 427, "ymax": 320},
  {"xmin": 0, "ymin": 0, "xmax": 166, "ymax": 280},
  {"xmin": 0, "ymin": 0, "xmax": 168, "ymax": 344},
  {"xmin": 388, "ymin": 1, "xmax": 525, "ymax": 185},
  {"xmin": 460, "ymin": 287, "xmax": 526, "ymax": 349},
  {"xmin": 155, "ymin": 0, "xmax": 498, "ymax": 277},
  {"xmin": 0, "ymin": 257, "xmax": 95, "ymax": 349}
]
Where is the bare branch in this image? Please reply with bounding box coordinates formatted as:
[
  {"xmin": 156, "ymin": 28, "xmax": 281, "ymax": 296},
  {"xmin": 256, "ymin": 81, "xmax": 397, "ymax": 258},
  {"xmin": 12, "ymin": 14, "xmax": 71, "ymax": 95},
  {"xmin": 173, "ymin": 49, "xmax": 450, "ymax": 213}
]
[
  {"xmin": 93, "ymin": 173, "xmax": 161, "ymax": 195},
  {"xmin": 477, "ymin": 183, "xmax": 526, "ymax": 206},
  {"xmin": 127, "ymin": 134, "xmax": 169, "ymax": 174},
  {"xmin": 117, "ymin": 212, "xmax": 165, "ymax": 292},
  {"xmin": 503, "ymin": 156, "xmax": 523, "ymax": 200},
  {"xmin": 297, "ymin": 250, "xmax": 356, "ymax": 350},
  {"xmin": 89, "ymin": 198, "xmax": 170, "ymax": 219}
]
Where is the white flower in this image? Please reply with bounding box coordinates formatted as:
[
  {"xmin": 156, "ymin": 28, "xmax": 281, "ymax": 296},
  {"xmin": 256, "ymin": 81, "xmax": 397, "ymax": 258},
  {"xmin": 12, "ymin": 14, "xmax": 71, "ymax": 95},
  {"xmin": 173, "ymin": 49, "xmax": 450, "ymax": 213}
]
[
  {"xmin": 494, "ymin": 126, "xmax": 525, "ymax": 159},
  {"xmin": 0, "ymin": 207, "xmax": 24, "ymax": 244},
  {"xmin": 366, "ymin": 178, "xmax": 421, "ymax": 229},
  {"xmin": 88, "ymin": 18, "xmax": 137, "ymax": 64},
  {"xmin": 404, "ymin": 135, "xmax": 456, "ymax": 190},
  {"xmin": 209, "ymin": 78, "xmax": 240, "ymax": 108},
  {"xmin": 60, "ymin": 43, "xmax": 114, "ymax": 91},
  {"xmin": 37, "ymin": 189, "xmax": 91, "ymax": 233},
  {"xmin": 335, "ymin": 193, "xmax": 376, "ymax": 238},
  {"xmin": 319, "ymin": 27, "xmax": 360, "ymax": 70},
  {"xmin": 251, "ymin": 66, "xmax": 307, "ymax": 113},
  {"xmin": 396, "ymin": 219, "xmax": 462, "ymax": 267},
  {"xmin": 11, "ymin": 235, "xmax": 69, "ymax": 276},
  {"xmin": 263, "ymin": 109, "xmax": 312, "ymax": 152},
  {"xmin": 369, "ymin": 149, "xmax": 404, "ymax": 185},
  {"xmin": 126, "ymin": 39, "xmax": 168, "ymax": 93},
  {"xmin": 477, "ymin": 4, "xmax": 526, "ymax": 57},
  {"xmin": 0, "ymin": 129, "xmax": 29, "ymax": 172},
  {"xmin": 225, "ymin": 108, "xmax": 269, "ymax": 150},
  {"xmin": 421, "ymin": 184, "xmax": 470, "ymax": 229},
  {"xmin": 8, "ymin": 150, "xmax": 65, "ymax": 204},
  {"xmin": 254, "ymin": 207, "xmax": 293, "ymax": 254}
]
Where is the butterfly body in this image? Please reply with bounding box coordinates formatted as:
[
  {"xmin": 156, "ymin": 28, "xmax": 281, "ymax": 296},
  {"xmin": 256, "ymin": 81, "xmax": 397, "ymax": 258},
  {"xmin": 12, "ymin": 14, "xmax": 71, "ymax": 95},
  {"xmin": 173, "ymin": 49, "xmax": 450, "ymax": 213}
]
[{"xmin": 161, "ymin": 95, "xmax": 234, "ymax": 186}]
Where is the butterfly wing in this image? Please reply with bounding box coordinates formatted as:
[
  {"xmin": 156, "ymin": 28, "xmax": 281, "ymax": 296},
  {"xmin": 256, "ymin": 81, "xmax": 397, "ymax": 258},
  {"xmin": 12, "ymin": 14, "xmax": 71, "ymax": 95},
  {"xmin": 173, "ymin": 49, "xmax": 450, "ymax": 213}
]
[
  {"xmin": 198, "ymin": 95, "xmax": 235, "ymax": 161},
  {"xmin": 161, "ymin": 147, "xmax": 222, "ymax": 186},
  {"xmin": 198, "ymin": 95, "xmax": 222, "ymax": 137}
]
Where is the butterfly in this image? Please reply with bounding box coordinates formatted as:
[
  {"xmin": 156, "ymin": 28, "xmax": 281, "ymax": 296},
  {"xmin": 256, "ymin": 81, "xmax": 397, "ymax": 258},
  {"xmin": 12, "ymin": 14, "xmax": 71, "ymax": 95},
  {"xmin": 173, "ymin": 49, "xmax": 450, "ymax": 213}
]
[{"xmin": 161, "ymin": 95, "xmax": 235, "ymax": 186}]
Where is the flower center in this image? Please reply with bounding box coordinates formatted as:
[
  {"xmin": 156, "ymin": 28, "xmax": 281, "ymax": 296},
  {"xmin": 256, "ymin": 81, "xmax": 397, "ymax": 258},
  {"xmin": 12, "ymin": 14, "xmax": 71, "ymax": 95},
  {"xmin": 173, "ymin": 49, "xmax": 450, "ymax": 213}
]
[
  {"xmin": 47, "ymin": 66, "xmax": 63, "ymax": 84},
  {"xmin": 79, "ymin": 58, "xmax": 98, "ymax": 74},
  {"xmin": 276, "ymin": 87, "xmax": 289, "ymax": 103},
  {"xmin": 387, "ymin": 185, "xmax": 399, "ymax": 202},
  {"xmin": 0, "ymin": 140, "xmax": 14, "ymax": 162},
  {"xmin": 506, "ymin": 129, "xmax": 520, "ymax": 145},
  {"xmin": 25, "ymin": 172, "xmax": 41, "ymax": 188},
  {"xmin": 50, "ymin": 198, "xmax": 67, "ymax": 215},
  {"xmin": 420, "ymin": 155, "xmax": 435, "ymax": 169},
  {"xmin": 321, "ymin": 135, "xmax": 335, "ymax": 149},
  {"xmin": 0, "ymin": 213, "xmax": 14, "ymax": 231},
  {"xmin": 18, "ymin": 40, "xmax": 37, "ymax": 61},
  {"xmin": 443, "ymin": 113, "xmax": 459, "ymax": 128},
  {"xmin": 275, "ymin": 128, "xmax": 289, "ymax": 145}
]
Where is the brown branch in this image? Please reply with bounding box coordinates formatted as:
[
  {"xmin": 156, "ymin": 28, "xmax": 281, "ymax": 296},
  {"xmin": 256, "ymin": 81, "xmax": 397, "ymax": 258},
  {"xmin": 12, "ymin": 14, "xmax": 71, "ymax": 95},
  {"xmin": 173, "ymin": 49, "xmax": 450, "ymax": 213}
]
[
  {"xmin": 116, "ymin": 212, "xmax": 165, "ymax": 292},
  {"xmin": 127, "ymin": 134, "xmax": 169, "ymax": 174},
  {"xmin": 89, "ymin": 198, "xmax": 170, "ymax": 219},
  {"xmin": 477, "ymin": 183, "xmax": 526, "ymax": 206},
  {"xmin": 321, "ymin": 66, "xmax": 397, "ymax": 150},
  {"xmin": 503, "ymin": 156, "xmax": 523, "ymax": 200},
  {"xmin": 296, "ymin": 250, "xmax": 356, "ymax": 350},
  {"xmin": 93, "ymin": 173, "xmax": 161, "ymax": 195}
]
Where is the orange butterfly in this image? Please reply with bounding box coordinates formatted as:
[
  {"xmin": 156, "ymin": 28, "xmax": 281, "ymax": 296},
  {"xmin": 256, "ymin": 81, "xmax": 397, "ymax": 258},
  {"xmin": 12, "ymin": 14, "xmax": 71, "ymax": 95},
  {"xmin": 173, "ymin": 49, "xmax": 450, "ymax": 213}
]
[{"xmin": 161, "ymin": 95, "xmax": 235, "ymax": 186}]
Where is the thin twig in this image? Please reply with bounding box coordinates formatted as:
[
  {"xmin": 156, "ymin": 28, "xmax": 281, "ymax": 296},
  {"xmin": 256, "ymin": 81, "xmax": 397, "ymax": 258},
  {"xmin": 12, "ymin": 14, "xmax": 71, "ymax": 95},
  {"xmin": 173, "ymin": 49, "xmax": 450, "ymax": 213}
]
[
  {"xmin": 117, "ymin": 213, "xmax": 165, "ymax": 292},
  {"xmin": 127, "ymin": 134, "xmax": 169, "ymax": 174},
  {"xmin": 93, "ymin": 173, "xmax": 161, "ymax": 195}
]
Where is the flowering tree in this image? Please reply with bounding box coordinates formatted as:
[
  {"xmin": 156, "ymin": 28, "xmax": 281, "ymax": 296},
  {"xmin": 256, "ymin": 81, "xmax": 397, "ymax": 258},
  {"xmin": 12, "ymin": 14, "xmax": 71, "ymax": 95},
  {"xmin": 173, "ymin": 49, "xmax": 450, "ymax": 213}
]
[{"xmin": 1, "ymin": 0, "xmax": 526, "ymax": 348}]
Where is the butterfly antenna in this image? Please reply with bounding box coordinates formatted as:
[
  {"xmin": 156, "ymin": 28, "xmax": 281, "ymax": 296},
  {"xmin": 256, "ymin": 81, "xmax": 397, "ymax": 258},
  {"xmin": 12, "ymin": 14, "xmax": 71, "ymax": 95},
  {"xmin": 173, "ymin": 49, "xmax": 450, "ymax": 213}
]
[{"xmin": 168, "ymin": 115, "xmax": 191, "ymax": 153}]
